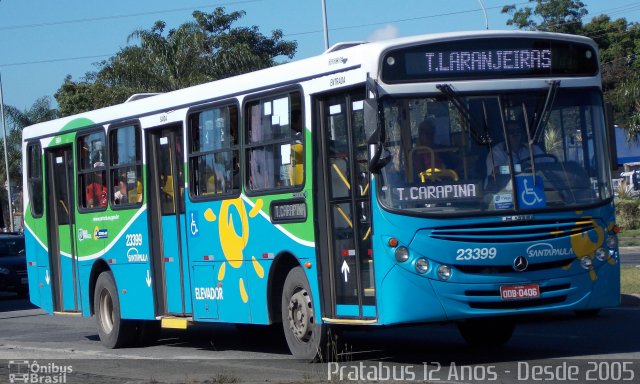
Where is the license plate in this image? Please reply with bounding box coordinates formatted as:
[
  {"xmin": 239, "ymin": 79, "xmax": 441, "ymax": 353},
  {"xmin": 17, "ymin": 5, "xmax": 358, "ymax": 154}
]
[
  {"xmin": 21, "ymin": 278, "xmax": 28, "ymax": 285},
  {"xmin": 500, "ymin": 284, "xmax": 540, "ymax": 300}
]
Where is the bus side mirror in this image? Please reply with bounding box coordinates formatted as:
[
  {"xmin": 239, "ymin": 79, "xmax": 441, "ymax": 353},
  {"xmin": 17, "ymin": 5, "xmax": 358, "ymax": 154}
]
[
  {"xmin": 364, "ymin": 99, "xmax": 380, "ymax": 144},
  {"xmin": 363, "ymin": 99, "xmax": 390, "ymax": 172},
  {"xmin": 605, "ymin": 102, "xmax": 617, "ymax": 172}
]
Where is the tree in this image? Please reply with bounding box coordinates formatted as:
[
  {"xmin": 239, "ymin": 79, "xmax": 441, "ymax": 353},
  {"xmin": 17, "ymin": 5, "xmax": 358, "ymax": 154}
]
[
  {"xmin": 55, "ymin": 7, "xmax": 297, "ymax": 116},
  {"xmin": 502, "ymin": 0, "xmax": 588, "ymax": 34},
  {"xmin": 502, "ymin": 1, "xmax": 640, "ymax": 138},
  {"xmin": 0, "ymin": 96, "xmax": 58, "ymax": 227}
]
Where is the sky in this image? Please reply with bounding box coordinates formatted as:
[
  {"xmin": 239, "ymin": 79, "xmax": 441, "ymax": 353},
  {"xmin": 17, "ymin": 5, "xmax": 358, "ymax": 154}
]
[{"xmin": 1, "ymin": 0, "xmax": 640, "ymax": 111}]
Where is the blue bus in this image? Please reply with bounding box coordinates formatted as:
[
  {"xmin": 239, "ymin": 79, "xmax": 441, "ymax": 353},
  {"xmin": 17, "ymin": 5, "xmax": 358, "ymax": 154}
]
[{"xmin": 22, "ymin": 30, "xmax": 620, "ymax": 360}]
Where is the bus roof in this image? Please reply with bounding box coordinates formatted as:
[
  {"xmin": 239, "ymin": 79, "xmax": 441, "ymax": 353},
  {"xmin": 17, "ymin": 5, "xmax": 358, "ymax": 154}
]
[{"xmin": 23, "ymin": 30, "xmax": 597, "ymax": 140}]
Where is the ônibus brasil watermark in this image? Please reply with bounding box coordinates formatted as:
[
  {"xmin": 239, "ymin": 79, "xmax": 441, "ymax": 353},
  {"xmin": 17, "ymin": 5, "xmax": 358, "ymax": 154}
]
[{"xmin": 8, "ymin": 360, "xmax": 72, "ymax": 384}]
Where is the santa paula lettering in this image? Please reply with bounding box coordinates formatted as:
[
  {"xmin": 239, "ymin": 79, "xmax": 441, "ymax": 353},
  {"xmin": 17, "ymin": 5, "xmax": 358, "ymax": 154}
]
[{"xmin": 395, "ymin": 184, "xmax": 477, "ymax": 201}]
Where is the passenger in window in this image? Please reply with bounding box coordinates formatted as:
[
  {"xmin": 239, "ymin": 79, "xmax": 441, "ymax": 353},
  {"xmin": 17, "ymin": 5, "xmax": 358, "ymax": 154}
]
[
  {"xmin": 86, "ymin": 172, "xmax": 107, "ymax": 207},
  {"xmin": 413, "ymin": 118, "xmax": 447, "ymax": 175},
  {"xmin": 486, "ymin": 121, "xmax": 546, "ymax": 177},
  {"xmin": 114, "ymin": 177, "xmax": 128, "ymax": 204}
]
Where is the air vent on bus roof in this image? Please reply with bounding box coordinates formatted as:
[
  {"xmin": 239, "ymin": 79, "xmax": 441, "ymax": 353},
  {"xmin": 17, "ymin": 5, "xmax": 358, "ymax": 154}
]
[
  {"xmin": 125, "ymin": 93, "xmax": 161, "ymax": 102},
  {"xmin": 324, "ymin": 41, "xmax": 366, "ymax": 53}
]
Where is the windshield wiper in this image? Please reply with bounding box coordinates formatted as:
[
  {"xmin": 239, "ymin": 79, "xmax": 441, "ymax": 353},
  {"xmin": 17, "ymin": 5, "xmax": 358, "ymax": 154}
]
[
  {"xmin": 532, "ymin": 80, "xmax": 560, "ymax": 142},
  {"xmin": 436, "ymin": 84, "xmax": 492, "ymax": 145}
]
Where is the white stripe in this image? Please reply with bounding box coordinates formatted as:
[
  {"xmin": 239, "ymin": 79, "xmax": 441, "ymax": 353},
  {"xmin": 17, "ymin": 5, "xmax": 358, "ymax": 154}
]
[
  {"xmin": 240, "ymin": 194, "xmax": 315, "ymax": 248},
  {"xmin": 24, "ymin": 205, "xmax": 147, "ymax": 260}
]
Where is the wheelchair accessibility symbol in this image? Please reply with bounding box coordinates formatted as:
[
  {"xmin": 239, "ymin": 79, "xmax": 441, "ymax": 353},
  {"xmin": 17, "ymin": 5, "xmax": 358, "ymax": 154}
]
[
  {"xmin": 190, "ymin": 211, "xmax": 199, "ymax": 236},
  {"xmin": 515, "ymin": 175, "xmax": 546, "ymax": 209}
]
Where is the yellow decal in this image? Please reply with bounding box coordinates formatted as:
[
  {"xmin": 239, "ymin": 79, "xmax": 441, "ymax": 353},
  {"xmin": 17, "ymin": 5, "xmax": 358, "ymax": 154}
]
[
  {"xmin": 570, "ymin": 218, "xmax": 605, "ymax": 281},
  {"xmin": 249, "ymin": 199, "xmax": 262, "ymax": 218},
  {"xmin": 206, "ymin": 197, "xmax": 266, "ymax": 306},
  {"xmin": 252, "ymin": 256, "xmax": 264, "ymax": 279},
  {"xmin": 219, "ymin": 198, "xmax": 249, "ymax": 268},
  {"xmin": 204, "ymin": 208, "xmax": 216, "ymax": 222},
  {"xmin": 570, "ymin": 219, "xmax": 603, "ymax": 257},
  {"xmin": 218, "ymin": 261, "xmax": 226, "ymax": 281},
  {"xmin": 239, "ymin": 278, "xmax": 248, "ymax": 303}
]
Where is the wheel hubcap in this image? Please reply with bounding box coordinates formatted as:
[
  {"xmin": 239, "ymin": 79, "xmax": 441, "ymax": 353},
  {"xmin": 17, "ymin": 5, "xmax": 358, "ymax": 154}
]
[
  {"xmin": 288, "ymin": 288, "xmax": 313, "ymax": 342},
  {"xmin": 99, "ymin": 288, "xmax": 114, "ymax": 334}
]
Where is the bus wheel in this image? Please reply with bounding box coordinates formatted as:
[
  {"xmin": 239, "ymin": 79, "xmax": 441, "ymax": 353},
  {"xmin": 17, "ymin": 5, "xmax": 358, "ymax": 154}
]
[
  {"xmin": 281, "ymin": 266, "xmax": 325, "ymax": 361},
  {"xmin": 457, "ymin": 317, "xmax": 515, "ymax": 347},
  {"xmin": 94, "ymin": 272, "xmax": 136, "ymax": 348}
]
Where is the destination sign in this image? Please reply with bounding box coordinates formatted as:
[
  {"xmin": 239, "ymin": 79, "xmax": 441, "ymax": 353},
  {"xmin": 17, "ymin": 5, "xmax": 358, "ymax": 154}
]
[
  {"xmin": 412, "ymin": 49, "xmax": 551, "ymax": 74},
  {"xmin": 393, "ymin": 183, "xmax": 480, "ymax": 202},
  {"xmin": 270, "ymin": 199, "xmax": 307, "ymax": 224},
  {"xmin": 382, "ymin": 38, "xmax": 598, "ymax": 82}
]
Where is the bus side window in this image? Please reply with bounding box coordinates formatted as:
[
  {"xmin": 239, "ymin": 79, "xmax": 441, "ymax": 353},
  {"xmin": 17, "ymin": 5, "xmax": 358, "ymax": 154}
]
[
  {"xmin": 27, "ymin": 143, "xmax": 44, "ymax": 217},
  {"xmin": 246, "ymin": 91, "xmax": 303, "ymax": 193},
  {"xmin": 77, "ymin": 130, "xmax": 107, "ymax": 211},
  {"xmin": 108, "ymin": 124, "xmax": 143, "ymax": 208},
  {"xmin": 188, "ymin": 104, "xmax": 240, "ymax": 199}
]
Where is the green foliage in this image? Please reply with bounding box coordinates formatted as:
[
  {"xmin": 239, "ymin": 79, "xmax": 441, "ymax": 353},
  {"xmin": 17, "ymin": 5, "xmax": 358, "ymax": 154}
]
[
  {"xmin": 616, "ymin": 198, "xmax": 640, "ymax": 230},
  {"xmin": 502, "ymin": 0, "xmax": 588, "ymax": 34},
  {"xmin": 502, "ymin": 1, "xmax": 640, "ymax": 137},
  {"xmin": 55, "ymin": 7, "xmax": 297, "ymax": 117},
  {"xmin": 1, "ymin": 96, "xmax": 59, "ymax": 186},
  {"xmin": 621, "ymin": 267, "xmax": 640, "ymax": 295},
  {"xmin": 0, "ymin": 97, "xmax": 58, "ymax": 226}
]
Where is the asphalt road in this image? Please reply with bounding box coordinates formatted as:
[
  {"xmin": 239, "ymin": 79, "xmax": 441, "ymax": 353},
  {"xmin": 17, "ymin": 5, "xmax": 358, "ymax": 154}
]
[
  {"xmin": 0, "ymin": 294, "xmax": 639, "ymax": 384},
  {"xmin": 620, "ymin": 247, "xmax": 640, "ymax": 266}
]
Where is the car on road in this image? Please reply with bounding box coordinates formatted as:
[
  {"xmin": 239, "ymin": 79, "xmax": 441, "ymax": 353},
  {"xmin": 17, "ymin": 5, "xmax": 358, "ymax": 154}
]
[{"xmin": 0, "ymin": 233, "xmax": 27, "ymax": 296}]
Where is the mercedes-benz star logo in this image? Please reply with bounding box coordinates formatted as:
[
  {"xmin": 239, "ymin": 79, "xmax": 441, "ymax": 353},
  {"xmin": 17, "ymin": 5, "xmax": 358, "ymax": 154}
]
[{"xmin": 513, "ymin": 256, "xmax": 528, "ymax": 272}]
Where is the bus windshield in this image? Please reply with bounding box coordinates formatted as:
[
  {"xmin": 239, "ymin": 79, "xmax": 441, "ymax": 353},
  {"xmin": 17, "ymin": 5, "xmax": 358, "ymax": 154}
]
[{"xmin": 378, "ymin": 89, "xmax": 612, "ymax": 215}]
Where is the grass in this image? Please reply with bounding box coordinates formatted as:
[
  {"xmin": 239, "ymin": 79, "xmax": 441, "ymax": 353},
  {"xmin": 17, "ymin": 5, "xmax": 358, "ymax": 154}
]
[
  {"xmin": 619, "ymin": 227, "xmax": 640, "ymax": 247},
  {"xmin": 621, "ymin": 267, "xmax": 640, "ymax": 294}
]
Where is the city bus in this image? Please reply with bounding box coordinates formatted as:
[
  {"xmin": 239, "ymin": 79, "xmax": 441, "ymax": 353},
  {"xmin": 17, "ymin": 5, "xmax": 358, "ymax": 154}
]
[{"xmin": 22, "ymin": 30, "xmax": 620, "ymax": 360}]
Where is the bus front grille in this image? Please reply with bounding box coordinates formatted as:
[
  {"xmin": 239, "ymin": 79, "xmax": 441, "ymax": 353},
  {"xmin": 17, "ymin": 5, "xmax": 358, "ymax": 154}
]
[
  {"xmin": 430, "ymin": 219, "xmax": 595, "ymax": 243},
  {"xmin": 454, "ymin": 258, "xmax": 575, "ymax": 274}
]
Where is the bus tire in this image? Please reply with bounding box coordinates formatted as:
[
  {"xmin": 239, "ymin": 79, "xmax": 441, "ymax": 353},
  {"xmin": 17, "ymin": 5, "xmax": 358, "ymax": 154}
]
[
  {"xmin": 281, "ymin": 266, "xmax": 325, "ymax": 361},
  {"xmin": 457, "ymin": 317, "xmax": 515, "ymax": 347},
  {"xmin": 94, "ymin": 271, "xmax": 136, "ymax": 348}
]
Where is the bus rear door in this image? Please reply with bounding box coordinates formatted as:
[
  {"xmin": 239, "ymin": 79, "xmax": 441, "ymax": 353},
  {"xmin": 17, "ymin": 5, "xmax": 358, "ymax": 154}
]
[
  {"xmin": 44, "ymin": 145, "xmax": 80, "ymax": 313},
  {"xmin": 147, "ymin": 126, "xmax": 192, "ymax": 316}
]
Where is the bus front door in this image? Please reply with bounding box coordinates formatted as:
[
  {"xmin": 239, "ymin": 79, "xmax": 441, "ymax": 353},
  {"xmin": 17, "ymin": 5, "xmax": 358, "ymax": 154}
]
[
  {"xmin": 45, "ymin": 145, "xmax": 80, "ymax": 313},
  {"xmin": 147, "ymin": 126, "xmax": 192, "ymax": 316},
  {"xmin": 317, "ymin": 89, "xmax": 377, "ymax": 320}
]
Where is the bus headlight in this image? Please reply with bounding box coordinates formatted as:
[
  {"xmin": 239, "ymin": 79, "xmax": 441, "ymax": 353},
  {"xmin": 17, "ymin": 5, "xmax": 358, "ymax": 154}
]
[
  {"xmin": 395, "ymin": 246, "xmax": 409, "ymax": 263},
  {"xmin": 415, "ymin": 258, "xmax": 429, "ymax": 274},
  {"xmin": 595, "ymin": 248, "xmax": 607, "ymax": 261},
  {"xmin": 606, "ymin": 235, "xmax": 617, "ymax": 249},
  {"xmin": 437, "ymin": 265, "xmax": 451, "ymax": 280},
  {"xmin": 580, "ymin": 256, "xmax": 593, "ymax": 269}
]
